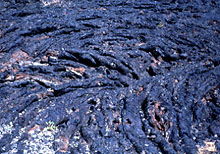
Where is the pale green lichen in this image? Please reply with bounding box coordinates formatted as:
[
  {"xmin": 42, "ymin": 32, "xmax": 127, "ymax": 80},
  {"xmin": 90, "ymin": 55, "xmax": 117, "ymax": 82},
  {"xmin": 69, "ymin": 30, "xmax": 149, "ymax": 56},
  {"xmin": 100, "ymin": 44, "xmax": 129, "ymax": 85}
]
[
  {"xmin": 46, "ymin": 121, "xmax": 57, "ymax": 132},
  {"xmin": 157, "ymin": 22, "xmax": 163, "ymax": 28}
]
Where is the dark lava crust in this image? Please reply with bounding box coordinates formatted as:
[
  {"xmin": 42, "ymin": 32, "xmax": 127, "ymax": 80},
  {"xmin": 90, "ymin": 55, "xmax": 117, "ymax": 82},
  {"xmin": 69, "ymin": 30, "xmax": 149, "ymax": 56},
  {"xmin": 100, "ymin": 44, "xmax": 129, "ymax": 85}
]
[{"xmin": 0, "ymin": 0, "xmax": 220, "ymax": 154}]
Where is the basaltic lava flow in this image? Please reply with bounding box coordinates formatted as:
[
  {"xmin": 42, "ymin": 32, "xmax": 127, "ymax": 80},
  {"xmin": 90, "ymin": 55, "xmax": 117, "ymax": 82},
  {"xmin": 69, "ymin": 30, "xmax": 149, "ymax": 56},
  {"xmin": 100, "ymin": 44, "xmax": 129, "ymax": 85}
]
[{"xmin": 0, "ymin": 0, "xmax": 220, "ymax": 154}]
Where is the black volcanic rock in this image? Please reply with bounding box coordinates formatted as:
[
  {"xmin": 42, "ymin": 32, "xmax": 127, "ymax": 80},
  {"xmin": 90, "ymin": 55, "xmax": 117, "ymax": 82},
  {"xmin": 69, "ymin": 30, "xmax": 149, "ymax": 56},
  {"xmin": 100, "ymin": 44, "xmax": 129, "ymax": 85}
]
[{"xmin": 0, "ymin": 0, "xmax": 219, "ymax": 153}]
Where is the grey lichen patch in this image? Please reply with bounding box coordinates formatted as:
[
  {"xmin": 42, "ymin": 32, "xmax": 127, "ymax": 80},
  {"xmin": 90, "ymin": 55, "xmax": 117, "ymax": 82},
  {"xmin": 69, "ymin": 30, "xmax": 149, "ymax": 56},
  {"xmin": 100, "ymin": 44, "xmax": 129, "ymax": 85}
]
[
  {"xmin": 41, "ymin": 0, "xmax": 61, "ymax": 6},
  {"xmin": 2, "ymin": 127, "xmax": 26, "ymax": 154},
  {"xmin": 23, "ymin": 125, "xmax": 59, "ymax": 154},
  {"xmin": 0, "ymin": 122, "xmax": 14, "ymax": 140}
]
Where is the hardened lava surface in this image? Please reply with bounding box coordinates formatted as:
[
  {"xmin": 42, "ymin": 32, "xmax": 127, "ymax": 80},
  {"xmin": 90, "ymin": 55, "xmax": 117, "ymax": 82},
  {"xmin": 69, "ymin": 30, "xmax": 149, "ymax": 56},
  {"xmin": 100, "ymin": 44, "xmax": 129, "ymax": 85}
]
[{"xmin": 0, "ymin": 0, "xmax": 220, "ymax": 154}]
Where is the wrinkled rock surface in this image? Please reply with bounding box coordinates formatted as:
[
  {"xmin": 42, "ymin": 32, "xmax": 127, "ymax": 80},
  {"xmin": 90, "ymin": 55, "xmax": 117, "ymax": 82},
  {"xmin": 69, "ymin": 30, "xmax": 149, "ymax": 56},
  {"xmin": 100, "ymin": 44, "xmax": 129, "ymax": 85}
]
[{"xmin": 0, "ymin": 0, "xmax": 220, "ymax": 153}]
